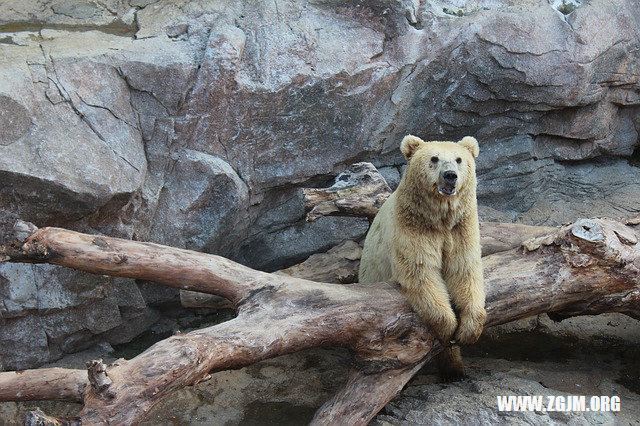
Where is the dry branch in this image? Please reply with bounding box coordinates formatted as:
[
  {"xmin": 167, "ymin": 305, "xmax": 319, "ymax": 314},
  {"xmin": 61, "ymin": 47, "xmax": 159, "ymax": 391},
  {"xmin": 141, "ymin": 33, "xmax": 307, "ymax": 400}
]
[
  {"xmin": 1, "ymin": 164, "xmax": 639, "ymax": 424},
  {"xmin": 0, "ymin": 368, "xmax": 86, "ymax": 402}
]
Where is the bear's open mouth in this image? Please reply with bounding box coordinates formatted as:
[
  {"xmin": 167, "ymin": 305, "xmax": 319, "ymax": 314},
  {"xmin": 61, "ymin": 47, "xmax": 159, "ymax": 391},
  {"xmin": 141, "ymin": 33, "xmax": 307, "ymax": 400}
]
[{"xmin": 439, "ymin": 186, "xmax": 456, "ymax": 196}]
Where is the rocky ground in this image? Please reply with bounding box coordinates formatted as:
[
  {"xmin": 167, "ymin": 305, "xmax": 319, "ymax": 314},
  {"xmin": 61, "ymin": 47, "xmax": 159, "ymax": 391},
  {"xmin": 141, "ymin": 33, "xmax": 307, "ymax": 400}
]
[{"xmin": 1, "ymin": 312, "xmax": 639, "ymax": 425}]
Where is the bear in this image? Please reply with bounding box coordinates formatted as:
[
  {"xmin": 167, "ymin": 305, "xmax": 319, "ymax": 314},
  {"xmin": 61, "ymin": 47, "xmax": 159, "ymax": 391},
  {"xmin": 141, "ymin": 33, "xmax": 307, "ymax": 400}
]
[{"xmin": 359, "ymin": 134, "xmax": 486, "ymax": 381}]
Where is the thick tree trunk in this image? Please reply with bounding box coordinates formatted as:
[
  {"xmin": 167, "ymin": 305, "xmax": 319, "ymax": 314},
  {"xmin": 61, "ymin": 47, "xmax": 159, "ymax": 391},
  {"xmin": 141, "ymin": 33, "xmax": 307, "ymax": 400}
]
[
  {"xmin": 0, "ymin": 368, "xmax": 86, "ymax": 402},
  {"xmin": 1, "ymin": 214, "xmax": 639, "ymax": 424}
]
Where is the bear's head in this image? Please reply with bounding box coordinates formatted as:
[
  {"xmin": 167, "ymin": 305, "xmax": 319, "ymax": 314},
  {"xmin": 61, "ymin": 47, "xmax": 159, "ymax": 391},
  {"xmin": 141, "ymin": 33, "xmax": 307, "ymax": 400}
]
[{"xmin": 400, "ymin": 135, "xmax": 479, "ymax": 198}]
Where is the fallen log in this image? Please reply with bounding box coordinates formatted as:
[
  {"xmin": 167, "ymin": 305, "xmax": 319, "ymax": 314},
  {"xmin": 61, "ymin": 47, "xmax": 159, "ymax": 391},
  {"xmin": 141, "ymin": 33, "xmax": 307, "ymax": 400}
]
[
  {"xmin": 0, "ymin": 368, "xmax": 86, "ymax": 402},
  {"xmin": 1, "ymin": 213, "xmax": 639, "ymax": 424}
]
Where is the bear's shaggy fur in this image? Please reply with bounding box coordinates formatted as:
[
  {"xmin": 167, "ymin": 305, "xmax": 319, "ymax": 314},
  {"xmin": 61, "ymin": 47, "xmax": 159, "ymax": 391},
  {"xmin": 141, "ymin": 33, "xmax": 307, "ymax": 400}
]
[{"xmin": 359, "ymin": 135, "xmax": 486, "ymax": 380}]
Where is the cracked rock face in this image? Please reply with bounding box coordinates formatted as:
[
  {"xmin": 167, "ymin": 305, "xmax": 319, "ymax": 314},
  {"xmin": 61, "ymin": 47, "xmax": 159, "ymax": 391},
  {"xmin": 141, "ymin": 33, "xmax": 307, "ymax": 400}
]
[{"xmin": 1, "ymin": 0, "xmax": 640, "ymax": 368}]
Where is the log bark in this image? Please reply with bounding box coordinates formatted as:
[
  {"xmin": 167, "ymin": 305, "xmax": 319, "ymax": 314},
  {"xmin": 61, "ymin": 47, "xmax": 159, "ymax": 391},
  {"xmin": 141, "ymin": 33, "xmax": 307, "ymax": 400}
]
[
  {"xmin": 0, "ymin": 368, "xmax": 86, "ymax": 402},
  {"xmin": 1, "ymin": 215, "xmax": 639, "ymax": 424},
  {"xmin": 303, "ymin": 162, "xmax": 391, "ymax": 222}
]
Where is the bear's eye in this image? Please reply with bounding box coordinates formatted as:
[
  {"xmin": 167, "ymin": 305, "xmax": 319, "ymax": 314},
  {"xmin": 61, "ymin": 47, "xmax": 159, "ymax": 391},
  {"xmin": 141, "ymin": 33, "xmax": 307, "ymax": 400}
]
[
  {"xmin": 431, "ymin": 156, "xmax": 439, "ymax": 163},
  {"xmin": 456, "ymin": 157, "xmax": 462, "ymax": 164}
]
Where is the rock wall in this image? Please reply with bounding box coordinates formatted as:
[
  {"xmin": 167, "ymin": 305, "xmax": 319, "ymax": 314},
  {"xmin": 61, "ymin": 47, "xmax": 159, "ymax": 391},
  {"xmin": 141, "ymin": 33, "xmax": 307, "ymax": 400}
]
[{"xmin": 1, "ymin": 0, "xmax": 639, "ymax": 369}]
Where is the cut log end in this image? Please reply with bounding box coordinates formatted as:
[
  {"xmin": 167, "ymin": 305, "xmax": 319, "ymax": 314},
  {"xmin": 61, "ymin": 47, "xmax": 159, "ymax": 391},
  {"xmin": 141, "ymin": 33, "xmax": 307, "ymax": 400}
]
[{"xmin": 303, "ymin": 162, "xmax": 392, "ymax": 222}]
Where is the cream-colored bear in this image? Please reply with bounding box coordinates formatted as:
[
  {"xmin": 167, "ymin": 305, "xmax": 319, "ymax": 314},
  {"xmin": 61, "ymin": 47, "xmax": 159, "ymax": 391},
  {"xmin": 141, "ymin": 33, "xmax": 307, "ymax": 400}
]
[{"xmin": 359, "ymin": 135, "xmax": 486, "ymax": 380}]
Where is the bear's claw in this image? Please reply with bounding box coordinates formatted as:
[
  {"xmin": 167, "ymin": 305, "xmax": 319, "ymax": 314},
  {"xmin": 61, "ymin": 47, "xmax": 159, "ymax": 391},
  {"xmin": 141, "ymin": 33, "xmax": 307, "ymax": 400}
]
[{"xmin": 455, "ymin": 308, "xmax": 486, "ymax": 345}]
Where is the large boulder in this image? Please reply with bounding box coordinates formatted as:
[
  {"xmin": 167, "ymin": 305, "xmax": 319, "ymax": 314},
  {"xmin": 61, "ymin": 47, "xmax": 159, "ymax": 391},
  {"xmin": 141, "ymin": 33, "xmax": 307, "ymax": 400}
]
[
  {"xmin": 0, "ymin": 262, "xmax": 156, "ymax": 370},
  {"xmin": 0, "ymin": 54, "xmax": 146, "ymax": 234}
]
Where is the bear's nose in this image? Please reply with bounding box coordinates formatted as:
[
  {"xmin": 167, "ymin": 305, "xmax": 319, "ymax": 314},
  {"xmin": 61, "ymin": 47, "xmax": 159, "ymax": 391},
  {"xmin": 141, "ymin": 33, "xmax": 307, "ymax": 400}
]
[{"xmin": 443, "ymin": 171, "xmax": 457, "ymax": 184}]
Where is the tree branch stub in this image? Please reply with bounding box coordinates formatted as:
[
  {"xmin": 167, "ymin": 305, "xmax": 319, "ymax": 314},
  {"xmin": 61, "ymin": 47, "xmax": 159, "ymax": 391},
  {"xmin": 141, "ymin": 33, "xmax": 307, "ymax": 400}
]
[{"xmin": 303, "ymin": 162, "xmax": 392, "ymax": 222}]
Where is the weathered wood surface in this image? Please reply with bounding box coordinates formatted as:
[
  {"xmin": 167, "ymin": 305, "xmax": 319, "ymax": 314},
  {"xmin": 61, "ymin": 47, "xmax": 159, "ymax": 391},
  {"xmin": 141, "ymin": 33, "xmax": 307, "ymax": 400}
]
[
  {"xmin": 0, "ymin": 368, "xmax": 86, "ymax": 402},
  {"xmin": 1, "ymin": 215, "xmax": 639, "ymax": 424},
  {"xmin": 479, "ymin": 221, "xmax": 557, "ymax": 256},
  {"xmin": 303, "ymin": 162, "xmax": 392, "ymax": 222},
  {"xmin": 275, "ymin": 239, "xmax": 362, "ymax": 283}
]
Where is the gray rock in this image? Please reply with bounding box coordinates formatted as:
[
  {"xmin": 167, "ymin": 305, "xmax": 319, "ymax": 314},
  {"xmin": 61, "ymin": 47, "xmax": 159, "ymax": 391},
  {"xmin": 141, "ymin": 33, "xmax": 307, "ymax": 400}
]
[
  {"xmin": 0, "ymin": 263, "xmax": 109, "ymax": 319},
  {"xmin": 239, "ymin": 215, "xmax": 369, "ymax": 272},
  {"xmin": 148, "ymin": 149, "xmax": 250, "ymax": 255},
  {"xmin": 0, "ymin": 0, "xmax": 137, "ymax": 36},
  {"xmin": 374, "ymin": 369, "xmax": 617, "ymax": 426},
  {"xmin": 0, "ymin": 316, "xmax": 49, "ymax": 370},
  {"xmin": 0, "ymin": 262, "xmax": 156, "ymax": 368},
  {"xmin": 236, "ymin": 190, "xmax": 369, "ymax": 271},
  {"xmin": 0, "ymin": 264, "xmax": 38, "ymax": 317},
  {"xmin": 373, "ymin": 327, "xmax": 640, "ymax": 425},
  {"xmin": 0, "ymin": 95, "xmax": 32, "ymax": 146},
  {"xmin": 477, "ymin": 135, "xmax": 640, "ymax": 225},
  {"xmin": 0, "ymin": 51, "xmax": 146, "ymax": 229},
  {"xmin": 488, "ymin": 313, "xmax": 640, "ymax": 346},
  {"xmin": 378, "ymin": 166, "xmax": 402, "ymax": 191}
]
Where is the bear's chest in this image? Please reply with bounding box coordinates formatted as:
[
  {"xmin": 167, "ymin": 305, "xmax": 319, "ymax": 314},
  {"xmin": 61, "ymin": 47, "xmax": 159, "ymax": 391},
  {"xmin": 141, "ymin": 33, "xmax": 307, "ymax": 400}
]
[
  {"xmin": 420, "ymin": 198, "xmax": 464, "ymax": 231},
  {"xmin": 396, "ymin": 189, "xmax": 467, "ymax": 232},
  {"xmin": 436, "ymin": 201, "xmax": 464, "ymax": 230}
]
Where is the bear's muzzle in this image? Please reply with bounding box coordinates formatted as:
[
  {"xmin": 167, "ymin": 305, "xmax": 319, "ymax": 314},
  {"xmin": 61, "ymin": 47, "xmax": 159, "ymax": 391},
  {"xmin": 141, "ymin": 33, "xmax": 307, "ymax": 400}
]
[{"xmin": 439, "ymin": 170, "xmax": 457, "ymax": 195}]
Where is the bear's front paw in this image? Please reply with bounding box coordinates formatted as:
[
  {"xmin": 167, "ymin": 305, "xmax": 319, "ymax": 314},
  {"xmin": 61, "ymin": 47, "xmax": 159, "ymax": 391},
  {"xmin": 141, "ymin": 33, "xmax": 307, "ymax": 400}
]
[
  {"xmin": 431, "ymin": 311, "xmax": 458, "ymax": 344},
  {"xmin": 454, "ymin": 308, "xmax": 486, "ymax": 344}
]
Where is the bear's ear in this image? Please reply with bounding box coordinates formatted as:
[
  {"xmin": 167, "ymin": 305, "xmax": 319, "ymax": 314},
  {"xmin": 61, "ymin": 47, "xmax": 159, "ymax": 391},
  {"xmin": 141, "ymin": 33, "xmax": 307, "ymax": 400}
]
[
  {"xmin": 400, "ymin": 135, "xmax": 425, "ymax": 161},
  {"xmin": 458, "ymin": 136, "xmax": 479, "ymax": 158}
]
